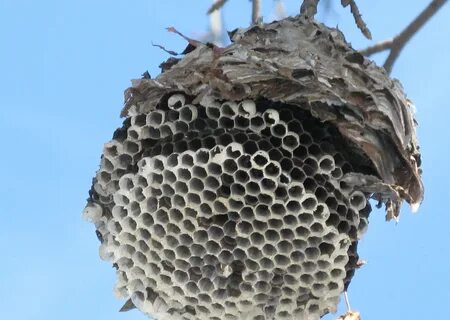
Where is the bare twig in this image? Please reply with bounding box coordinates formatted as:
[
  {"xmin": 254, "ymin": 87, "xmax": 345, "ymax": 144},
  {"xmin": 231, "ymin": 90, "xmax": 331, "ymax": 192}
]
[
  {"xmin": 341, "ymin": 0, "xmax": 372, "ymax": 39},
  {"xmin": 360, "ymin": 0, "xmax": 448, "ymax": 74},
  {"xmin": 209, "ymin": 0, "xmax": 224, "ymax": 45},
  {"xmin": 274, "ymin": 0, "xmax": 287, "ymax": 19},
  {"xmin": 300, "ymin": 0, "xmax": 320, "ymax": 19},
  {"xmin": 252, "ymin": 0, "xmax": 261, "ymax": 24},
  {"xmin": 207, "ymin": 0, "xmax": 228, "ymax": 14}
]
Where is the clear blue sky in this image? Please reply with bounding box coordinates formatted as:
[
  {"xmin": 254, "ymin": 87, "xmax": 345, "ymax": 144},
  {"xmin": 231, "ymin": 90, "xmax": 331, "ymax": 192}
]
[{"xmin": 0, "ymin": 1, "xmax": 449, "ymax": 319}]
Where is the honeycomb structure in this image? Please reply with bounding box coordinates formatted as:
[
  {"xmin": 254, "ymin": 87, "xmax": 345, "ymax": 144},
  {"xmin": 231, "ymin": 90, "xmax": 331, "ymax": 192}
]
[{"xmin": 84, "ymin": 93, "xmax": 372, "ymax": 320}]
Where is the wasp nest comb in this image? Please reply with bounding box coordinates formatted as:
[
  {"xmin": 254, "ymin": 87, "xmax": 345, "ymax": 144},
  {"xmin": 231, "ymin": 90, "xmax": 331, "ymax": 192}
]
[{"xmin": 84, "ymin": 16, "xmax": 423, "ymax": 320}]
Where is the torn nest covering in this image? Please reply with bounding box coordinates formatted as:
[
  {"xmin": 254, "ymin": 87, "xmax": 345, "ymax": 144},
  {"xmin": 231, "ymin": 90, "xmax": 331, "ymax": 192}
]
[{"xmin": 123, "ymin": 15, "xmax": 424, "ymax": 220}]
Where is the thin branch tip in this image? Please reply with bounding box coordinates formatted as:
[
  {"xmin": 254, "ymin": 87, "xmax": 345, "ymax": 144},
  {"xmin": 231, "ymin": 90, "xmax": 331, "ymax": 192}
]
[{"xmin": 360, "ymin": 0, "xmax": 447, "ymax": 74}]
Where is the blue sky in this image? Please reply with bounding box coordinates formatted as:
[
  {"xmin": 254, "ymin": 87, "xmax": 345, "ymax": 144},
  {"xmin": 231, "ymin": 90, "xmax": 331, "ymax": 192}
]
[{"xmin": 0, "ymin": 1, "xmax": 449, "ymax": 319}]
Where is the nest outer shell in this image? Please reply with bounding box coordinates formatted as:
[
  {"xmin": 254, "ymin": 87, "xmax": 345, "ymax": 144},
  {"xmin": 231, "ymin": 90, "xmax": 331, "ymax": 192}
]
[{"xmin": 121, "ymin": 16, "xmax": 423, "ymax": 220}]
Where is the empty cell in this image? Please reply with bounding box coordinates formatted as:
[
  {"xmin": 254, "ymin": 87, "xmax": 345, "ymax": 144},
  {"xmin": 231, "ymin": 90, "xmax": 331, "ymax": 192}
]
[
  {"xmin": 155, "ymin": 209, "xmax": 169, "ymax": 224},
  {"xmin": 319, "ymin": 242, "xmax": 335, "ymax": 256},
  {"xmin": 308, "ymin": 143, "xmax": 321, "ymax": 157},
  {"xmin": 268, "ymin": 218, "xmax": 283, "ymax": 230},
  {"xmin": 128, "ymin": 201, "xmax": 141, "ymax": 217},
  {"xmin": 174, "ymin": 181, "xmax": 188, "ymax": 194},
  {"xmin": 314, "ymin": 186, "xmax": 328, "ymax": 202},
  {"xmin": 260, "ymin": 178, "xmax": 276, "ymax": 191},
  {"xmin": 235, "ymin": 153, "xmax": 250, "ymax": 169},
  {"xmin": 254, "ymin": 281, "xmax": 270, "ymax": 294},
  {"xmin": 175, "ymin": 245, "xmax": 190, "ymax": 259},
  {"xmin": 200, "ymin": 191, "xmax": 215, "ymax": 206},
  {"xmin": 350, "ymin": 191, "xmax": 367, "ymax": 211},
  {"xmin": 213, "ymin": 200, "xmax": 228, "ymax": 214},
  {"xmin": 167, "ymin": 208, "xmax": 182, "ymax": 222},
  {"xmin": 218, "ymin": 250, "xmax": 233, "ymax": 264},
  {"xmin": 234, "ymin": 208, "xmax": 252, "ymax": 223},
  {"xmin": 206, "ymin": 240, "xmax": 221, "ymax": 254},
  {"xmin": 330, "ymin": 268, "xmax": 344, "ymax": 279},
  {"xmin": 282, "ymin": 133, "xmax": 300, "ymax": 150},
  {"xmin": 255, "ymin": 204, "xmax": 270, "ymax": 218},
  {"xmin": 112, "ymin": 206, "xmax": 127, "ymax": 220},
  {"xmin": 185, "ymin": 281, "xmax": 200, "ymax": 295},
  {"xmin": 271, "ymin": 123, "xmax": 287, "ymax": 138},
  {"xmin": 219, "ymin": 116, "xmax": 234, "ymax": 129},
  {"xmin": 160, "ymin": 184, "xmax": 175, "ymax": 197},
  {"xmin": 250, "ymin": 115, "xmax": 265, "ymax": 132},
  {"xmin": 245, "ymin": 181, "xmax": 260, "ymax": 195},
  {"xmin": 173, "ymin": 262, "xmax": 191, "ymax": 278},
  {"xmin": 264, "ymin": 162, "xmax": 281, "ymax": 178},
  {"xmin": 264, "ymin": 229, "xmax": 280, "ymax": 242},
  {"xmin": 318, "ymin": 155, "xmax": 335, "ymax": 173},
  {"xmin": 298, "ymin": 212, "xmax": 314, "ymax": 225},
  {"xmin": 337, "ymin": 204, "xmax": 347, "ymax": 217},
  {"xmin": 288, "ymin": 184, "xmax": 304, "ymax": 198},
  {"xmin": 221, "ymin": 173, "xmax": 234, "ymax": 186},
  {"xmin": 295, "ymin": 226, "xmax": 310, "ymax": 238},
  {"xmin": 299, "ymin": 132, "xmax": 313, "ymax": 146},
  {"xmin": 166, "ymin": 223, "xmax": 181, "ymax": 236},
  {"xmin": 251, "ymin": 151, "xmax": 269, "ymax": 168},
  {"xmin": 207, "ymin": 162, "xmax": 223, "ymax": 176},
  {"xmin": 208, "ymin": 225, "xmax": 224, "ymax": 241},
  {"xmin": 206, "ymin": 104, "xmax": 221, "ymax": 119},
  {"xmin": 331, "ymin": 167, "xmax": 343, "ymax": 179},
  {"xmin": 181, "ymin": 219, "xmax": 195, "ymax": 233},
  {"xmin": 186, "ymin": 192, "xmax": 201, "ymax": 206},
  {"xmin": 290, "ymin": 167, "xmax": 306, "ymax": 182},
  {"xmin": 234, "ymin": 115, "xmax": 250, "ymax": 129},
  {"xmin": 339, "ymin": 180, "xmax": 352, "ymax": 193},
  {"xmin": 253, "ymin": 220, "xmax": 268, "ymax": 233},
  {"xmin": 98, "ymin": 170, "xmax": 111, "ymax": 185},
  {"xmin": 221, "ymin": 159, "xmax": 237, "ymax": 174},
  {"xmin": 220, "ymin": 101, "xmax": 238, "ymax": 118},
  {"xmin": 337, "ymin": 221, "xmax": 350, "ymax": 233},
  {"xmin": 163, "ymin": 249, "xmax": 176, "ymax": 261},
  {"xmin": 177, "ymin": 168, "xmax": 191, "ymax": 181},
  {"xmin": 262, "ymin": 243, "xmax": 277, "ymax": 256},
  {"xmin": 223, "ymin": 220, "xmax": 237, "ymax": 236},
  {"xmin": 286, "ymin": 200, "xmax": 301, "ymax": 213},
  {"xmin": 275, "ymin": 186, "xmax": 288, "ymax": 200},
  {"xmin": 159, "ymin": 123, "xmax": 174, "ymax": 138},
  {"xmin": 172, "ymin": 195, "xmax": 186, "ymax": 208},
  {"xmin": 274, "ymin": 254, "xmax": 290, "ymax": 266},
  {"xmin": 147, "ymin": 127, "xmax": 161, "ymax": 139},
  {"xmin": 250, "ymin": 232, "xmax": 265, "ymax": 246},
  {"xmin": 268, "ymin": 148, "xmax": 283, "ymax": 161},
  {"xmin": 146, "ymin": 110, "xmax": 165, "ymax": 128},
  {"xmin": 103, "ymin": 141, "xmax": 121, "ymax": 158},
  {"xmin": 198, "ymin": 277, "xmax": 214, "ymax": 292},
  {"xmin": 151, "ymin": 224, "xmax": 166, "ymax": 239},
  {"xmin": 122, "ymin": 216, "xmax": 137, "ymax": 231},
  {"xmin": 305, "ymin": 247, "xmax": 320, "ymax": 260},
  {"xmin": 180, "ymin": 153, "xmax": 194, "ymax": 167},
  {"xmin": 231, "ymin": 171, "xmax": 249, "ymax": 186},
  {"xmin": 277, "ymin": 240, "xmax": 293, "ymax": 254},
  {"xmin": 179, "ymin": 105, "xmax": 198, "ymax": 122},
  {"xmin": 325, "ymin": 197, "xmax": 338, "ymax": 212}
]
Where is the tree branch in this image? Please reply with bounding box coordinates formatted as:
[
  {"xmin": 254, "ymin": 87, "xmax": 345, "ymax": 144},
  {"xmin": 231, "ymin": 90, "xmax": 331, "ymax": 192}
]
[
  {"xmin": 207, "ymin": 0, "xmax": 228, "ymax": 14},
  {"xmin": 252, "ymin": 0, "xmax": 261, "ymax": 24},
  {"xmin": 300, "ymin": 0, "xmax": 320, "ymax": 19},
  {"xmin": 341, "ymin": 0, "xmax": 372, "ymax": 39},
  {"xmin": 360, "ymin": 0, "xmax": 448, "ymax": 74}
]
